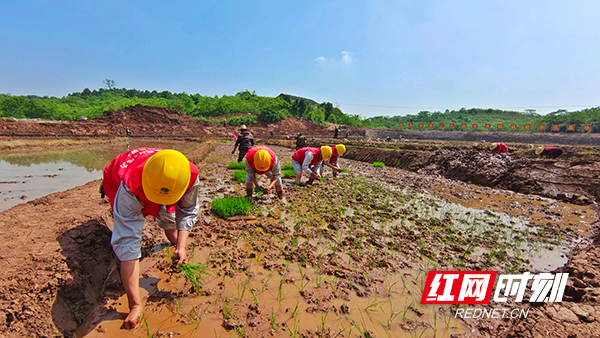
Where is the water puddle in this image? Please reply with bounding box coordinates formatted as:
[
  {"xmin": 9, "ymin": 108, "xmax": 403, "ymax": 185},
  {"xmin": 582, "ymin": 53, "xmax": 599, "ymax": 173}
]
[{"xmin": 0, "ymin": 141, "xmax": 201, "ymax": 212}]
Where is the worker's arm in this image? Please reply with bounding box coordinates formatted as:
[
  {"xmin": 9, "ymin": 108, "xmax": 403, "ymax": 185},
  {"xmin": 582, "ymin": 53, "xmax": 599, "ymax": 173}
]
[
  {"xmin": 301, "ymin": 152, "xmax": 315, "ymax": 175},
  {"xmin": 174, "ymin": 177, "xmax": 200, "ymax": 265},
  {"xmin": 245, "ymin": 161, "xmax": 262, "ymax": 189},
  {"xmin": 266, "ymin": 158, "xmax": 282, "ymax": 191},
  {"xmin": 232, "ymin": 138, "xmax": 240, "ymax": 154}
]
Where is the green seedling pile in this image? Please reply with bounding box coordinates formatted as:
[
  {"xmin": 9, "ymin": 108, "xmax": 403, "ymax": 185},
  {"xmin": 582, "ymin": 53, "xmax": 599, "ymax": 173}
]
[
  {"xmin": 282, "ymin": 169, "xmax": 295, "ymax": 178},
  {"xmin": 373, "ymin": 161, "xmax": 385, "ymax": 167},
  {"xmin": 211, "ymin": 196, "xmax": 253, "ymax": 218},
  {"xmin": 281, "ymin": 163, "xmax": 294, "ymax": 170},
  {"xmin": 340, "ymin": 168, "xmax": 348, "ymax": 173},
  {"xmin": 232, "ymin": 170, "xmax": 246, "ymax": 182},
  {"xmin": 227, "ymin": 162, "xmax": 246, "ymax": 169}
]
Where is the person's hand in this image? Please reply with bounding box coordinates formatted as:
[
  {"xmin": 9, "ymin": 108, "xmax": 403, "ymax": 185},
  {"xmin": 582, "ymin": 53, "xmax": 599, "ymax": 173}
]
[
  {"xmin": 173, "ymin": 246, "xmax": 188, "ymax": 266},
  {"xmin": 231, "ymin": 150, "xmax": 235, "ymax": 154}
]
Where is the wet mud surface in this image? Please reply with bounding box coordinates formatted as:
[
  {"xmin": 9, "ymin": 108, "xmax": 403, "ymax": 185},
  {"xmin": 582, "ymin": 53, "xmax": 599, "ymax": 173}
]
[{"xmin": 0, "ymin": 118, "xmax": 599, "ymax": 337}]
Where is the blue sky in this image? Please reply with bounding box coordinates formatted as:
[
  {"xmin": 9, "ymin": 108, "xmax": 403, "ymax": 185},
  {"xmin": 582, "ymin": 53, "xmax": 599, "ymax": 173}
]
[{"xmin": 1, "ymin": 0, "xmax": 599, "ymax": 117}]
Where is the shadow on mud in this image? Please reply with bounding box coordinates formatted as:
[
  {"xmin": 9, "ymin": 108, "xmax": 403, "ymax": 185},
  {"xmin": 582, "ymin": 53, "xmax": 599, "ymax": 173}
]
[{"xmin": 53, "ymin": 220, "xmax": 114, "ymax": 337}]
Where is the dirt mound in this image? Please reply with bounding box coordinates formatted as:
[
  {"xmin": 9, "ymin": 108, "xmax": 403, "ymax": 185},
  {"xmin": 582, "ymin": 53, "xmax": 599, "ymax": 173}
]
[
  {"xmin": 92, "ymin": 104, "xmax": 188, "ymax": 126},
  {"xmin": 0, "ymin": 105, "xmax": 334, "ymax": 138}
]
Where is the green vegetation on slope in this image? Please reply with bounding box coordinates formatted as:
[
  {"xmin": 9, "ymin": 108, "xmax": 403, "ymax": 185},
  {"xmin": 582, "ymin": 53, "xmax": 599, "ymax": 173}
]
[
  {"xmin": 0, "ymin": 88, "xmax": 365, "ymax": 127},
  {"xmin": 2, "ymin": 87, "xmax": 599, "ymax": 132}
]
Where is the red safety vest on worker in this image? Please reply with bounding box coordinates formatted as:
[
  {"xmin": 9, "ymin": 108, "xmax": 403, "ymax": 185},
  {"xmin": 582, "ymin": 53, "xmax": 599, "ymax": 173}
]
[
  {"xmin": 246, "ymin": 145, "xmax": 276, "ymax": 174},
  {"xmin": 292, "ymin": 147, "xmax": 321, "ymax": 166},
  {"xmin": 328, "ymin": 147, "xmax": 339, "ymax": 163},
  {"xmin": 102, "ymin": 147, "xmax": 199, "ymax": 217},
  {"xmin": 492, "ymin": 143, "xmax": 509, "ymax": 154}
]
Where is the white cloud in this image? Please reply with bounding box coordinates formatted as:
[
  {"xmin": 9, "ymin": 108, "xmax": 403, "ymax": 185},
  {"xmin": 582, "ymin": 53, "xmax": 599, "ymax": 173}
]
[
  {"xmin": 341, "ymin": 51, "xmax": 354, "ymax": 65},
  {"xmin": 314, "ymin": 51, "xmax": 355, "ymax": 65}
]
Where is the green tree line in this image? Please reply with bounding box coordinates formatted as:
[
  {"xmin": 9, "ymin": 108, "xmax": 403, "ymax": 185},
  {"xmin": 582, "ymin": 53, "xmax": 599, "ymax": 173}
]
[
  {"xmin": 366, "ymin": 107, "xmax": 600, "ymax": 133},
  {"xmin": 0, "ymin": 88, "xmax": 367, "ymax": 127},
  {"xmin": 2, "ymin": 87, "xmax": 598, "ymax": 132}
]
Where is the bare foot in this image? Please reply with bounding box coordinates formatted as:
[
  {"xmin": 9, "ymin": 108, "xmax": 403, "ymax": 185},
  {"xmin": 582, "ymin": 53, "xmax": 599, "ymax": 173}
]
[{"xmin": 123, "ymin": 305, "xmax": 143, "ymax": 329}]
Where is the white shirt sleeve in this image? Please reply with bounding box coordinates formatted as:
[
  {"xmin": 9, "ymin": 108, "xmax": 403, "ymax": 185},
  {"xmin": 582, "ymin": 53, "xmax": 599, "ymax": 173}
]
[
  {"xmin": 269, "ymin": 158, "xmax": 282, "ymax": 179},
  {"xmin": 302, "ymin": 151, "xmax": 315, "ymax": 175},
  {"xmin": 175, "ymin": 177, "xmax": 200, "ymax": 231}
]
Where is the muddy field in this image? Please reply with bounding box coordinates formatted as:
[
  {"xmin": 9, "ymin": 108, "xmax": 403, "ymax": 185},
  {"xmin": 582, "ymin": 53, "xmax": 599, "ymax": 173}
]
[{"xmin": 0, "ymin": 107, "xmax": 599, "ymax": 338}]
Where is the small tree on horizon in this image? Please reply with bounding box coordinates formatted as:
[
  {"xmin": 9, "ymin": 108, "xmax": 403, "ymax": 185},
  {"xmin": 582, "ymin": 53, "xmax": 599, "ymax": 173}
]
[{"xmin": 103, "ymin": 79, "xmax": 116, "ymax": 90}]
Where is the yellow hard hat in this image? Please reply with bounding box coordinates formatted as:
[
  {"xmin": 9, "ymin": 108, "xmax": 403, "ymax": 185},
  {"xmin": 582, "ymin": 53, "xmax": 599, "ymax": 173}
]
[
  {"xmin": 254, "ymin": 149, "xmax": 272, "ymax": 172},
  {"xmin": 335, "ymin": 144, "xmax": 346, "ymax": 156},
  {"xmin": 535, "ymin": 146, "xmax": 544, "ymax": 155},
  {"xmin": 321, "ymin": 146, "xmax": 333, "ymax": 160},
  {"xmin": 142, "ymin": 149, "xmax": 191, "ymax": 205}
]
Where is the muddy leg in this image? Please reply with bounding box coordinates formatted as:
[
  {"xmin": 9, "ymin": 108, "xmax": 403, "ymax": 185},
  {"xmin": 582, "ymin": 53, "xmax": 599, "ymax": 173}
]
[{"xmin": 246, "ymin": 188, "xmax": 253, "ymax": 198}]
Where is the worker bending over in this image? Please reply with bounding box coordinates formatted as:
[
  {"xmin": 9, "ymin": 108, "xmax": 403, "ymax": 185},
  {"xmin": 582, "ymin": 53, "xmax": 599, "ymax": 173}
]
[{"xmin": 245, "ymin": 145, "xmax": 283, "ymax": 199}]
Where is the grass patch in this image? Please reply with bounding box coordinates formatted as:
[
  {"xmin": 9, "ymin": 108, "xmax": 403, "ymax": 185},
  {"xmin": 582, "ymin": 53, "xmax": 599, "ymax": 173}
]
[
  {"xmin": 340, "ymin": 168, "xmax": 348, "ymax": 173},
  {"xmin": 282, "ymin": 169, "xmax": 296, "ymax": 178},
  {"xmin": 254, "ymin": 187, "xmax": 265, "ymax": 196},
  {"xmin": 232, "ymin": 170, "xmax": 246, "ymax": 182},
  {"xmin": 319, "ymin": 177, "xmax": 327, "ymax": 182},
  {"xmin": 373, "ymin": 162, "xmax": 385, "ymax": 167},
  {"xmin": 177, "ymin": 262, "xmax": 209, "ymax": 292},
  {"xmin": 281, "ymin": 163, "xmax": 294, "ymax": 170},
  {"xmin": 227, "ymin": 162, "xmax": 246, "ymax": 169},
  {"xmin": 212, "ymin": 196, "xmax": 253, "ymax": 218}
]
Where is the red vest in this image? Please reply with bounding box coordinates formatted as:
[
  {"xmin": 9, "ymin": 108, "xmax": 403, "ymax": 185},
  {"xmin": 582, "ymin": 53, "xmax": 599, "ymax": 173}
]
[
  {"xmin": 292, "ymin": 147, "xmax": 321, "ymax": 166},
  {"xmin": 328, "ymin": 146, "xmax": 339, "ymax": 163},
  {"xmin": 102, "ymin": 147, "xmax": 199, "ymax": 217},
  {"xmin": 492, "ymin": 143, "xmax": 509, "ymax": 154},
  {"xmin": 246, "ymin": 145, "xmax": 276, "ymax": 174}
]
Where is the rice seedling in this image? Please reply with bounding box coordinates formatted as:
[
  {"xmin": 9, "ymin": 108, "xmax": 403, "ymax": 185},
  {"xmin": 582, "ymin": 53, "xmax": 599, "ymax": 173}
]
[
  {"xmin": 340, "ymin": 168, "xmax": 349, "ymax": 173},
  {"xmin": 232, "ymin": 170, "xmax": 246, "ymax": 182},
  {"xmin": 227, "ymin": 162, "xmax": 246, "ymax": 169},
  {"xmin": 282, "ymin": 169, "xmax": 296, "ymax": 178},
  {"xmin": 373, "ymin": 162, "xmax": 385, "ymax": 167},
  {"xmin": 281, "ymin": 163, "xmax": 294, "ymax": 170},
  {"xmin": 211, "ymin": 196, "xmax": 253, "ymax": 218},
  {"xmin": 177, "ymin": 262, "xmax": 209, "ymax": 292}
]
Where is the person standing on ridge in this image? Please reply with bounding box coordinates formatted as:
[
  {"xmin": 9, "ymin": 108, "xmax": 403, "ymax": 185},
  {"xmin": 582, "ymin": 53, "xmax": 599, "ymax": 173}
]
[
  {"xmin": 334, "ymin": 126, "xmax": 339, "ymax": 139},
  {"xmin": 102, "ymin": 147, "xmax": 200, "ymax": 329},
  {"xmin": 232, "ymin": 125, "xmax": 254, "ymax": 162},
  {"xmin": 244, "ymin": 145, "xmax": 284, "ymax": 199},
  {"xmin": 320, "ymin": 144, "xmax": 346, "ymax": 178},
  {"xmin": 292, "ymin": 146, "xmax": 332, "ymax": 186},
  {"xmin": 295, "ymin": 133, "xmax": 307, "ymax": 150},
  {"xmin": 223, "ymin": 119, "xmax": 227, "ymax": 127},
  {"xmin": 489, "ymin": 142, "xmax": 509, "ymax": 154}
]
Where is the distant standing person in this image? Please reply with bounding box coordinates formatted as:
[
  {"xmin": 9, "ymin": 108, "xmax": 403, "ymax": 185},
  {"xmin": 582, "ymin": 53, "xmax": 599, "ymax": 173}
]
[
  {"xmin": 223, "ymin": 119, "xmax": 227, "ymax": 127},
  {"xmin": 126, "ymin": 126, "xmax": 131, "ymax": 137},
  {"xmin": 536, "ymin": 146, "xmax": 563, "ymax": 158},
  {"xmin": 292, "ymin": 146, "xmax": 332, "ymax": 185},
  {"xmin": 489, "ymin": 142, "xmax": 509, "ymax": 154},
  {"xmin": 232, "ymin": 125, "xmax": 254, "ymax": 162},
  {"xmin": 346, "ymin": 129, "xmax": 350, "ymax": 138},
  {"xmin": 334, "ymin": 126, "xmax": 339, "ymax": 139},
  {"xmin": 270, "ymin": 130, "xmax": 274, "ymax": 138},
  {"xmin": 245, "ymin": 145, "xmax": 284, "ymax": 199},
  {"xmin": 295, "ymin": 133, "xmax": 307, "ymax": 150}
]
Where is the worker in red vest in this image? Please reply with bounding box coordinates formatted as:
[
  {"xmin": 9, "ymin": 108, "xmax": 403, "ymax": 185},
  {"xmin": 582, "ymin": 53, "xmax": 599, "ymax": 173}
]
[
  {"xmin": 102, "ymin": 147, "xmax": 200, "ymax": 329},
  {"xmin": 245, "ymin": 145, "xmax": 283, "ymax": 199},
  {"xmin": 291, "ymin": 146, "xmax": 332, "ymax": 185},
  {"xmin": 489, "ymin": 142, "xmax": 509, "ymax": 154},
  {"xmin": 536, "ymin": 146, "xmax": 563, "ymax": 158},
  {"xmin": 319, "ymin": 144, "xmax": 346, "ymax": 177}
]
